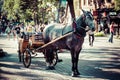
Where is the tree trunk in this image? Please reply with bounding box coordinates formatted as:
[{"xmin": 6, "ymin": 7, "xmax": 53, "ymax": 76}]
[{"xmin": 56, "ymin": 0, "xmax": 61, "ymax": 23}]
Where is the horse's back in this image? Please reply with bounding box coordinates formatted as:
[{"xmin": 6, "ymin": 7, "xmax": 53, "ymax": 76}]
[{"xmin": 43, "ymin": 23, "xmax": 65, "ymax": 43}]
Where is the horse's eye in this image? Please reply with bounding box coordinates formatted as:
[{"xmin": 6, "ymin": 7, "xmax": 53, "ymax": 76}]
[
  {"xmin": 87, "ymin": 16, "xmax": 91, "ymax": 19},
  {"xmin": 88, "ymin": 16, "xmax": 93, "ymax": 20}
]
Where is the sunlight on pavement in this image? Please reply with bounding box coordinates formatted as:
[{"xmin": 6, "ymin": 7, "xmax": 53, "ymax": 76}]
[{"xmin": 0, "ymin": 36, "xmax": 120, "ymax": 80}]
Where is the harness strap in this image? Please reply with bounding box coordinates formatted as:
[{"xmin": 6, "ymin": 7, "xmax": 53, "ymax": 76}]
[{"xmin": 75, "ymin": 32, "xmax": 83, "ymax": 38}]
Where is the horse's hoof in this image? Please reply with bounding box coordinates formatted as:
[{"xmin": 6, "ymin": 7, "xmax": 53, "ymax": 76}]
[
  {"xmin": 71, "ymin": 72, "xmax": 80, "ymax": 77},
  {"xmin": 71, "ymin": 73, "xmax": 78, "ymax": 77},
  {"xmin": 76, "ymin": 71, "xmax": 80, "ymax": 75},
  {"xmin": 46, "ymin": 66, "xmax": 51, "ymax": 70},
  {"xmin": 46, "ymin": 66, "xmax": 55, "ymax": 70},
  {"xmin": 50, "ymin": 66, "xmax": 55, "ymax": 70},
  {"xmin": 57, "ymin": 59, "xmax": 63, "ymax": 62}
]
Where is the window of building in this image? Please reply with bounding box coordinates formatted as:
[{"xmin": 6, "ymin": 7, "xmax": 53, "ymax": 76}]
[
  {"xmin": 79, "ymin": 0, "xmax": 81, "ymax": 9},
  {"xmin": 84, "ymin": 0, "xmax": 86, "ymax": 5},
  {"xmin": 101, "ymin": 0, "xmax": 105, "ymax": 3},
  {"xmin": 88, "ymin": 0, "xmax": 92, "ymax": 4},
  {"xmin": 88, "ymin": 0, "xmax": 92, "ymax": 6},
  {"xmin": 106, "ymin": 0, "xmax": 111, "ymax": 3}
]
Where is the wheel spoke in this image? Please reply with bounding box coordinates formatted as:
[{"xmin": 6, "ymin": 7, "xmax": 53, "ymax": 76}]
[{"xmin": 23, "ymin": 49, "xmax": 31, "ymax": 68}]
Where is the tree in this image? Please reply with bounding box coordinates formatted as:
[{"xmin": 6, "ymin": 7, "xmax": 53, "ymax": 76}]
[
  {"xmin": 0, "ymin": 0, "xmax": 3, "ymax": 15},
  {"xmin": 2, "ymin": 0, "xmax": 21, "ymax": 21},
  {"xmin": 2, "ymin": 0, "xmax": 58, "ymax": 24},
  {"xmin": 113, "ymin": 0, "xmax": 120, "ymax": 38},
  {"xmin": 114, "ymin": 0, "xmax": 120, "ymax": 11}
]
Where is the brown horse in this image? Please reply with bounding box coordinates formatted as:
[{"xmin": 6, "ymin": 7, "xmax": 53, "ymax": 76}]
[{"xmin": 43, "ymin": 10, "xmax": 95, "ymax": 77}]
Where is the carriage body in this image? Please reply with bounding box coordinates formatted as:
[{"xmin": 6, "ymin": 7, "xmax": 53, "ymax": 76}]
[
  {"xmin": 18, "ymin": 33, "xmax": 44, "ymax": 54},
  {"xmin": 18, "ymin": 33, "xmax": 58, "ymax": 68},
  {"xmin": 18, "ymin": 33, "xmax": 45, "ymax": 67},
  {"xmin": 29, "ymin": 33, "xmax": 45, "ymax": 49}
]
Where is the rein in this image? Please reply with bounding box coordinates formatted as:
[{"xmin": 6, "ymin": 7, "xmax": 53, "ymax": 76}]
[{"xmin": 61, "ymin": 13, "xmax": 90, "ymax": 37}]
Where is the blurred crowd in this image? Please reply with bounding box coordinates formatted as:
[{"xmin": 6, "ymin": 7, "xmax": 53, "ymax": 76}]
[{"xmin": 0, "ymin": 16, "xmax": 46, "ymax": 40}]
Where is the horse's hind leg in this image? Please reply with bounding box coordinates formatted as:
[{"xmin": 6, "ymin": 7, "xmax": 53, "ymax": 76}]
[
  {"xmin": 45, "ymin": 48, "xmax": 55, "ymax": 70},
  {"xmin": 44, "ymin": 49, "xmax": 51, "ymax": 70}
]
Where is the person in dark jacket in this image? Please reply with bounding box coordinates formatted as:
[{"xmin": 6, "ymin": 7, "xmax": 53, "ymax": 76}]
[{"xmin": 14, "ymin": 24, "xmax": 21, "ymax": 40}]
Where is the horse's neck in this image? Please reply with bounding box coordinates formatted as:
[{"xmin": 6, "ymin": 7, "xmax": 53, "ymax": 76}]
[
  {"xmin": 62, "ymin": 24, "xmax": 73, "ymax": 35},
  {"xmin": 76, "ymin": 16, "xmax": 86, "ymax": 28},
  {"xmin": 62, "ymin": 15, "xmax": 86, "ymax": 36}
]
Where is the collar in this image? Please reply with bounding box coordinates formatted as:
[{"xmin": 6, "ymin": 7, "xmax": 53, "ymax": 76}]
[{"xmin": 74, "ymin": 32, "xmax": 84, "ymax": 38}]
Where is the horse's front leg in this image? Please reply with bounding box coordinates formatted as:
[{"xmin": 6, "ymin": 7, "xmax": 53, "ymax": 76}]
[{"xmin": 71, "ymin": 48, "xmax": 81, "ymax": 77}]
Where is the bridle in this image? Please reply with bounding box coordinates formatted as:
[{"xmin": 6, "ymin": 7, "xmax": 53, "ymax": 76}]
[{"xmin": 74, "ymin": 12, "xmax": 94, "ymax": 37}]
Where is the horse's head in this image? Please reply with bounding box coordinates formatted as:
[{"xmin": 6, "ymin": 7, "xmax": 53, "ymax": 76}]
[{"xmin": 81, "ymin": 9, "xmax": 95, "ymax": 31}]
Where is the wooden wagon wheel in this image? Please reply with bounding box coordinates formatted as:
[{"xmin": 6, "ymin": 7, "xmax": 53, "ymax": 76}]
[
  {"xmin": 18, "ymin": 34, "xmax": 29, "ymax": 62},
  {"xmin": 23, "ymin": 48, "xmax": 31, "ymax": 68},
  {"xmin": 43, "ymin": 49, "xmax": 58, "ymax": 66}
]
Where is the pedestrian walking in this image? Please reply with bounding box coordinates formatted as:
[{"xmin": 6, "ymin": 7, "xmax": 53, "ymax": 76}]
[
  {"xmin": 88, "ymin": 30, "xmax": 94, "ymax": 46},
  {"xmin": 5, "ymin": 25, "xmax": 11, "ymax": 40},
  {"xmin": 18, "ymin": 23, "xmax": 25, "ymax": 38},
  {"xmin": 108, "ymin": 22, "xmax": 114, "ymax": 43},
  {"xmin": 14, "ymin": 24, "xmax": 21, "ymax": 40},
  {"xmin": 26, "ymin": 24, "xmax": 35, "ymax": 36},
  {"xmin": 11, "ymin": 25, "xmax": 16, "ymax": 40}
]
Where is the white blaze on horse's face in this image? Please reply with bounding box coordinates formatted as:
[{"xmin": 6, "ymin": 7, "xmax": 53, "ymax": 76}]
[{"xmin": 82, "ymin": 10, "xmax": 95, "ymax": 31}]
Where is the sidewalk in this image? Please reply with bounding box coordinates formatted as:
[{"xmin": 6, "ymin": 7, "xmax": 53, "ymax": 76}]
[{"xmin": 0, "ymin": 35, "xmax": 120, "ymax": 80}]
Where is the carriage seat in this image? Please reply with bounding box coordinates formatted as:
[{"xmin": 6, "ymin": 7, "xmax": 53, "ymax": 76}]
[{"xmin": 29, "ymin": 33, "xmax": 44, "ymax": 48}]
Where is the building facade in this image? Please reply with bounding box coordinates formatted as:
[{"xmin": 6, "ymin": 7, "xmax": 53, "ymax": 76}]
[
  {"xmin": 74, "ymin": 0, "xmax": 115, "ymax": 17},
  {"xmin": 73, "ymin": 0, "xmax": 118, "ymax": 32}
]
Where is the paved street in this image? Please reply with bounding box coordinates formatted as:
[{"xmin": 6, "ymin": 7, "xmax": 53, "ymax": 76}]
[{"xmin": 0, "ymin": 35, "xmax": 120, "ymax": 80}]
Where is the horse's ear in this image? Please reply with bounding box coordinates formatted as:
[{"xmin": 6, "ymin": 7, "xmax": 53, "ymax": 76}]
[
  {"xmin": 81, "ymin": 9, "xmax": 86, "ymax": 19},
  {"xmin": 82, "ymin": 9, "xmax": 86, "ymax": 14}
]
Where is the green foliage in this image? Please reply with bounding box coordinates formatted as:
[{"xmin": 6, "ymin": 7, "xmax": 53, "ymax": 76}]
[
  {"xmin": 0, "ymin": 0, "xmax": 3, "ymax": 11},
  {"xmin": 94, "ymin": 32, "xmax": 105, "ymax": 37},
  {"xmin": 2, "ymin": 0, "xmax": 58, "ymax": 24},
  {"xmin": 114, "ymin": 0, "xmax": 120, "ymax": 11},
  {"xmin": 2, "ymin": 0, "xmax": 21, "ymax": 20}
]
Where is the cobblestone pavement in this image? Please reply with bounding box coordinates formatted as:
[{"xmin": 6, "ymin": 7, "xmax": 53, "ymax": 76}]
[{"xmin": 0, "ymin": 35, "xmax": 120, "ymax": 80}]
